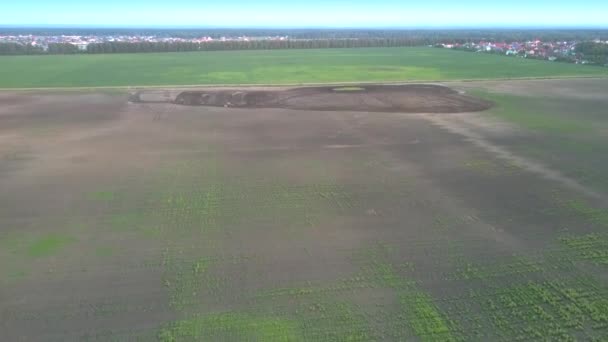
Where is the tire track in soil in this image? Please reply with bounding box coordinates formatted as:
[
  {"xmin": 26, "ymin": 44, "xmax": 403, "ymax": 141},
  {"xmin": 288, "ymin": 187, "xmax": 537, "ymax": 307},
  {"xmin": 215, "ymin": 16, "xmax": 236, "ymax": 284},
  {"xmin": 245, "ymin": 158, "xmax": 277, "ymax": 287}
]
[{"xmin": 419, "ymin": 113, "xmax": 608, "ymax": 206}]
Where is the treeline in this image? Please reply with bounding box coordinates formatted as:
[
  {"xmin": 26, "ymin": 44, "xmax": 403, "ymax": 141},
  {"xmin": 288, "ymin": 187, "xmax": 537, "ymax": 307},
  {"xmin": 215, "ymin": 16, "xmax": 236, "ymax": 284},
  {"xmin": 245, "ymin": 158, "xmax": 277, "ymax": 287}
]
[
  {"xmin": 0, "ymin": 38, "xmax": 432, "ymax": 55},
  {"xmin": 0, "ymin": 42, "xmax": 44, "ymax": 55},
  {"xmin": 0, "ymin": 42, "xmax": 80, "ymax": 55},
  {"xmin": 2, "ymin": 37, "xmax": 608, "ymax": 61},
  {"xmin": 84, "ymin": 38, "xmax": 428, "ymax": 54},
  {"xmin": 47, "ymin": 43, "xmax": 80, "ymax": 54},
  {"xmin": 575, "ymin": 42, "xmax": 608, "ymax": 65}
]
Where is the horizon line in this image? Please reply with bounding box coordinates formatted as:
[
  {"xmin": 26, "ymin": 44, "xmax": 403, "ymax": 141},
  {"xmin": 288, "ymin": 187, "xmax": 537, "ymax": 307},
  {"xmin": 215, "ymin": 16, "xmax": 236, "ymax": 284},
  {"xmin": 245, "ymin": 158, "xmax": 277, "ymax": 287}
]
[{"xmin": 2, "ymin": 24, "xmax": 608, "ymax": 30}]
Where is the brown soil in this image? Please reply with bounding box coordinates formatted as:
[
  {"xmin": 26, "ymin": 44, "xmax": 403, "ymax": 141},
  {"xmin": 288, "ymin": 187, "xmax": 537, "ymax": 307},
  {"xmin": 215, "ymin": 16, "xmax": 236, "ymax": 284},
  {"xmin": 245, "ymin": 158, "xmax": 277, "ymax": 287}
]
[
  {"xmin": 2, "ymin": 79, "xmax": 606, "ymax": 341},
  {"xmin": 169, "ymin": 84, "xmax": 492, "ymax": 113}
]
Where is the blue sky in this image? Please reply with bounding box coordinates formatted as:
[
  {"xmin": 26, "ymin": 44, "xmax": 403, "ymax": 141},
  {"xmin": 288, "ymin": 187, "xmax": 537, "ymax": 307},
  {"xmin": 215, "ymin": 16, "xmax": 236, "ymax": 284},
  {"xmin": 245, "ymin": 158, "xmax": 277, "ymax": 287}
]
[{"xmin": 2, "ymin": 0, "xmax": 608, "ymax": 28}]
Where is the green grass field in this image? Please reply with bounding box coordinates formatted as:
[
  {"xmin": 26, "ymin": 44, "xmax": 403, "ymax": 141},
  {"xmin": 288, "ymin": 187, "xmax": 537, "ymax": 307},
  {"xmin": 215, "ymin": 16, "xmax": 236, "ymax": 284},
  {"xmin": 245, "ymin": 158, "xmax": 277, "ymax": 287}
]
[{"xmin": 1, "ymin": 47, "xmax": 607, "ymax": 88}]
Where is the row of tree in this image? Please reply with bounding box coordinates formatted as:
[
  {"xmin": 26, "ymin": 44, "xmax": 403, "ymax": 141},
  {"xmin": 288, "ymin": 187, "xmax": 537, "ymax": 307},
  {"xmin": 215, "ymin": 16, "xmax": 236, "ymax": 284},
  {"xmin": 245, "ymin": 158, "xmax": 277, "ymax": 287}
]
[
  {"xmin": 47, "ymin": 43, "xmax": 80, "ymax": 54},
  {"xmin": 84, "ymin": 38, "xmax": 430, "ymax": 54},
  {"xmin": 2, "ymin": 38, "xmax": 607, "ymax": 65},
  {"xmin": 0, "ymin": 38, "xmax": 434, "ymax": 55},
  {"xmin": 0, "ymin": 42, "xmax": 44, "ymax": 55},
  {"xmin": 0, "ymin": 42, "xmax": 81, "ymax": 55}
]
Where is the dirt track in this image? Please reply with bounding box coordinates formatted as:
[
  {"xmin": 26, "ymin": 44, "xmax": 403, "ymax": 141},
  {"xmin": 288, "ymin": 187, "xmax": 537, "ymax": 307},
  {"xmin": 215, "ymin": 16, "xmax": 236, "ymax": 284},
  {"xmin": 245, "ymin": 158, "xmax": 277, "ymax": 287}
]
[{"xmin": 168, "ymin": 84, "xmax": 493, "ymax": 113}]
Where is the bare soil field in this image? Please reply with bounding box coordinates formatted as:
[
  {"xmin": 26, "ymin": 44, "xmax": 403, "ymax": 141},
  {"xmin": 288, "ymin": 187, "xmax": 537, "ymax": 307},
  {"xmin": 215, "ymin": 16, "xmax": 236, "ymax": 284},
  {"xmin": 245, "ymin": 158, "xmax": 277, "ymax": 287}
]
[
  {"xmin": 1, "ymin": 80, "xmax": 608, "ymax": 341},
  {"xmin": 167, "ymin": 84, "xmax": 492, "ymax": 113}
]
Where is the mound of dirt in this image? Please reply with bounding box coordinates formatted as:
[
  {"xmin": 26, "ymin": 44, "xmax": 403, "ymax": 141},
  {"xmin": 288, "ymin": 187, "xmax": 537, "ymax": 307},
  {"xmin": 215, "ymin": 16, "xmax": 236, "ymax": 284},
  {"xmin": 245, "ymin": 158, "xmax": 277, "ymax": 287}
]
[{"xmin": 173, "ymin": 84, "xmax": 493, "ymax": 113}]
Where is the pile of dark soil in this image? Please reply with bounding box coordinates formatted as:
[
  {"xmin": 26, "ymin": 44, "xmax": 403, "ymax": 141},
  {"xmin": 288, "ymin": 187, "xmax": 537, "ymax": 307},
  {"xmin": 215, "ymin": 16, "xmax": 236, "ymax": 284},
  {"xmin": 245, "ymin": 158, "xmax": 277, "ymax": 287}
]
[{"xmin": 174, "ymin": 84, "xmax": 492, "ymax": 113}]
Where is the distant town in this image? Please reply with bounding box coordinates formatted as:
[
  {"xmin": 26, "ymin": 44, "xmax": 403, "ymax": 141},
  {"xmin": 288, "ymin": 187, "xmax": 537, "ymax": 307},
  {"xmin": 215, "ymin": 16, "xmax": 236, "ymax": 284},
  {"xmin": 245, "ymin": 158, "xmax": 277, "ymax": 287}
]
[
  {"xmin": 1, "ymin": 30, "xmax": 607, "ymax": 66},
  {"xmin": 437, "ymin": 39, "xmax": 608, "ymax": 65},
  {"xmin": 0, "ymin": 33, "xmax": 289, "ymax": 51}
]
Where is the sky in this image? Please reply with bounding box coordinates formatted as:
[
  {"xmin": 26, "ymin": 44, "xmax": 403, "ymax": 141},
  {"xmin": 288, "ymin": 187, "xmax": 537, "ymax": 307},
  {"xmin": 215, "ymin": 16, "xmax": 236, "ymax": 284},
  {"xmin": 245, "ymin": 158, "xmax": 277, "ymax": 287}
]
[{"xmin": 2, "ymin": 0, "xmax": 608, "ymax": 28}]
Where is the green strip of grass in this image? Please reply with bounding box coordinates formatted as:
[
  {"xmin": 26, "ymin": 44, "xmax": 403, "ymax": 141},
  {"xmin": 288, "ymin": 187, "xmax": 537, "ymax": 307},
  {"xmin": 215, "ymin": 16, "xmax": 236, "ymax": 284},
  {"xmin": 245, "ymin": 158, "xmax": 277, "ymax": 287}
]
[{"xmin": 1, "ymin": 47, "xmax": 606, "ymax": 88}]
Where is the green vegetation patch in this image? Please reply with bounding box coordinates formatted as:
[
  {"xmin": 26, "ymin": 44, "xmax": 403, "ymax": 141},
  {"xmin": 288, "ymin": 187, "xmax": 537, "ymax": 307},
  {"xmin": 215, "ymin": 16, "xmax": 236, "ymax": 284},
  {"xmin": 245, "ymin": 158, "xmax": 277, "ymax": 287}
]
[
  {"xmin": 297, "ymin": 301, "xmax": 375, "ymax": 341},
  {"xmin": 94, "ymin": 247, "xmax": 114, "ymax": 257},
  {"xmin": 455, "ymin": 256, "xmax": 543, "ymax": 280},
  {"xmin": 562, "ymin": 199, "xmax": 608, "ymax": 227},
  {"xmin": 87, "ymin": 190, "xmax": 117, "ymax": 202},
  {"xmin": 401, "ymin": 292, "xmax": 457, "ymax": 341},
  {"xmin": 474, "ymin": 280, "xmax": 608, "ymax": 340},
  {"xmin": 474, "ymin": 91, "xmax": 592, "ymax": 134},
  {"xmin": 158, "ymin": 313, "xmax": 299, "ymax": 342},
  {"xmin": 162, "ymin": 252, "xmax": 213, "ymax": 310},
  {"xmin": 354, "ymin": 244, "xmax": 460, "ymax": 341},
  {"xmin": 464, "ymin": 158, "xmax": 521, "ymax": 177},
  {"xmin": 561, "ymin": 234, "xmax": 608, "ymax": 266},
  {"xmin": 448, "ymin": 243, "xmax": 608, "ymax": 340},
  {"xmin": 27, "ymin": 234, "xmax": 74, "ymax": 258}
]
